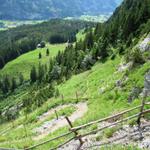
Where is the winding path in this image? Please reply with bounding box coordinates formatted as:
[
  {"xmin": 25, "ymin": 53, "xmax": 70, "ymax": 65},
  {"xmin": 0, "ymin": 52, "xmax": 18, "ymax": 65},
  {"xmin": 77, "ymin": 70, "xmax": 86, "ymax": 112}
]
[{"xmin": 34, "ymin": 102, "xmax": 88, "ymax": 141}]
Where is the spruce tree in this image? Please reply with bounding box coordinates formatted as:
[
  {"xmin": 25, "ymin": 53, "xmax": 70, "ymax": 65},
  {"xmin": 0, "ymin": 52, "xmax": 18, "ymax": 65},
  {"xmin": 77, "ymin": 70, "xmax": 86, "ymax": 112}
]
[
  {"xmin": 46, "ymin": 48, "xmax": 50, "ymax": 56},
  {"xmin": 30, "ymin": 66, "xmax": 37, "ymax": 83},
  {"xmin": 19, "ymin": 73, "xmax": 24, "ymax": 85},
  {"xmin": 39, "ymin": 52, "xmax": 42, "ymax": 59},
  {"xmin": 0, "ymin": 56, "xmax": 5, "ymax": 69},
  {"xmin": 11, "ymin": 77, "xmax": 17, "ymax": 92},
  {"xmin": 2, "ymin": 75, "xmax": 11, "ymax": 93},
  {"xmin": 38, "ymin": 63, "xmax": 45, "ymax": 83}
]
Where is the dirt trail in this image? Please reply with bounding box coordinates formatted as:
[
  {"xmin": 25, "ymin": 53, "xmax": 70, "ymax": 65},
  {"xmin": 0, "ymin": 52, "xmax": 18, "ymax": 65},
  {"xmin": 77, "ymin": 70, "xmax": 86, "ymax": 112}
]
[{"xmin": 33, "ymin": 102, "xmax": 88, "ymax": 141}]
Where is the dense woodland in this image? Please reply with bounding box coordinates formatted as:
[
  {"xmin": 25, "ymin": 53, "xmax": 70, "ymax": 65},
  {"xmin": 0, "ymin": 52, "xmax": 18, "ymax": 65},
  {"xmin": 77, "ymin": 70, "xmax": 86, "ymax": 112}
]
[
  {"xmin": 0, "ymin": 0, "xmax": 150, "ymax": 122},
  {"xmin": 0, "ymin": 19, "xmax": 94, "ymax": 68}
]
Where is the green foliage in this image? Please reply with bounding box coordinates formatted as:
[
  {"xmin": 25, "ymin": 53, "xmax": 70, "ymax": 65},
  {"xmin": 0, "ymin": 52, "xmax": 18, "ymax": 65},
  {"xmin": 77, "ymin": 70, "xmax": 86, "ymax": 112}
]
[
  {"xmin": 19, "ymin": 73, "xmax": 24, "ymax": 85},
  {"xmin": 125, "ymin": 48, "xmax": 145, "ymax": 65},
  {"xmin": 0, "ymin": 19, "xmax": 94, "ymax": 69},
  {"xmin": 0, "ymin": 0, "xmax": 150, "ymax": 149},
  {"xmin": 30, "ymin": 66, "xmax": 37, "ymax": 83},
  {"xmin": 11, "ymin": 77, "xmax": 17, "ymax": 92},
  {"xmin": 0, "ymin": 44, "xmax": 66, "ymax": 81},
  {"xmin": 46, "ymin": 48, "xmax": 50, "ymax": 56},
  {"xmin": 104, "ymin": 126, "xmax": 121, "ymax": 138},
  {"xmin": 38, "ymin": 52, "xmax": 42, "ymax": 59}
]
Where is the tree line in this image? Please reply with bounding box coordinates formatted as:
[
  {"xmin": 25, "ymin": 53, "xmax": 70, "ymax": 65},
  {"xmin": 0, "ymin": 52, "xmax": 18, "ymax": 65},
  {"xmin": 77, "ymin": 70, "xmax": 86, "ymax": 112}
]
[
  {"xmin": 0, "ymin": 19, "xmax": 95, "ymax": 69},
  {"xmin": 1, "ymin": 0, "xmax": 150, "ymax": 122}
]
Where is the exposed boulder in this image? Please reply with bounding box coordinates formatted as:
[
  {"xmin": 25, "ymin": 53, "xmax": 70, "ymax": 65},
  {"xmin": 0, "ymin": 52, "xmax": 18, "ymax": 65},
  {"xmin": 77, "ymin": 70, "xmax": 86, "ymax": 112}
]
[
  {"xmin": 140, "ymin": 70, "xmax": 150, "ymax": 97},
  {"xmin": 139, "ymin": 34, "xmax": 150, "ymax": 52},
  {"xmin": 144, "ymin": 70, "xmax": 150, "ymax": 96},
  {"xmin": 115, "ymin": 76, "xmax": 128, "ymax": 88},
  {"xmin": 128, "ymin": 87, "xmax": 142, "ymax": 103},
  {"xmin": 99, "ymin": 87, "xmax": 106, "ymax": 94},
  {"xmin": 117, "ymin": 62, "xmax": 133, "ymax": 72}
]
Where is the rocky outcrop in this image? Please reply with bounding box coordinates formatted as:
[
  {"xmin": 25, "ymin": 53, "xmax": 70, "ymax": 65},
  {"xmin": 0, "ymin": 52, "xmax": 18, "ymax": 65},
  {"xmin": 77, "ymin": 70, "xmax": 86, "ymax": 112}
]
[
  {"xmin": 128, "ymin": 87, "xmax": 142, "ymax": 103},
  {"xmin": 140, "ymin": 70, "xmax": 150, "ymax": 97},
  {"xmin": 139, "ymin": 34, "xmax": 150, "ymax": 52},
  {"xmin": 117, "ymin": 62, "xmax": 133, "ymax": 72},
  {"xmin": 144, "ymin": 70, "xmax": 150, "ymax": 96}
]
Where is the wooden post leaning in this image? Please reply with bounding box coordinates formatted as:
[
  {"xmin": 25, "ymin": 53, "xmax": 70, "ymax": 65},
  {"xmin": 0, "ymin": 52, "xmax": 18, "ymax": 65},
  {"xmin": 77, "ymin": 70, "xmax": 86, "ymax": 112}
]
[
  {"xmin": 55, "ymin": 110, "xmax": 59, "ymax": 120},
  {"xmin": 65, "ymin": 116, "xmax": 84, "ymax": 149}
]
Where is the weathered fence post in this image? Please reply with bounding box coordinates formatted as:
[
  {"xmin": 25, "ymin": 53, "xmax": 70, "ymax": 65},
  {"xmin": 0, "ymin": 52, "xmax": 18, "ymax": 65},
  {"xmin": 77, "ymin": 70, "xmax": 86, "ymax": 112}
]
[
  {"xmin": 137, "ymin": 90, "xmax": 147, "ymax": 140},
  {"xmin": 76, "ymin": 91, "xmax": 79, "ymax": 103},
  {"xmin": 55, "ymin": 110, "xmax": 59, "ymax": 120},
  {"xmin": 61, "ymin": 94, "xmax": 64, "ymax": 103},
  {"xmin": 65, "ymin": 116, "xmax": 84, "ymax": 149}
]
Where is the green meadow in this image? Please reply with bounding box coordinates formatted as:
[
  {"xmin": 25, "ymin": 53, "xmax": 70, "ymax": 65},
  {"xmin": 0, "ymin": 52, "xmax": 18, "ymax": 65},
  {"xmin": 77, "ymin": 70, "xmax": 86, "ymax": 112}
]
[
  {"xmin": 0, "ymin": 43, "xmax": 67, "ymax": 80},
  {"xmin": 0, "ymin": 55, "xmax": 149, "ymax": 149}
]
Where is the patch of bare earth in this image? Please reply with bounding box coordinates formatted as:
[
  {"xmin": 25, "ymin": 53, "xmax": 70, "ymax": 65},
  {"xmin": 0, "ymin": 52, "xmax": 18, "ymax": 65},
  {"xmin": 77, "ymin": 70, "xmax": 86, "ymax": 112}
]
[{"xmin": 33, "ymin": 102, "xmax": 88, "ymax": 141}]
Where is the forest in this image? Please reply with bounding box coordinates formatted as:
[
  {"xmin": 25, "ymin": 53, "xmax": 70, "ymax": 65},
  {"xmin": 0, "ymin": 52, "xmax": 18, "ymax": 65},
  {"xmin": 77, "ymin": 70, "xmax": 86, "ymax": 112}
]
[{"xmin": 0, "ymin": 19, "xmax": 94, "ymax": 68}]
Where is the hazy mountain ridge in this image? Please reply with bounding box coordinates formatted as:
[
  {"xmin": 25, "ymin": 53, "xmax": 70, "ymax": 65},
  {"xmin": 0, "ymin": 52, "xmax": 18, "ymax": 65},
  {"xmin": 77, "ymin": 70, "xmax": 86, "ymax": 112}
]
[{"xmin": 0, "ymin": 0, "xmax": 122, "ymax": 20}]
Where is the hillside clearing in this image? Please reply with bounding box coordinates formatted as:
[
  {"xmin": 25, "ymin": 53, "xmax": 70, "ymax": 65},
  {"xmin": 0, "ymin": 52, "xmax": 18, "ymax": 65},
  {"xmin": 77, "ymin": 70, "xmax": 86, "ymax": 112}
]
[
  {"xmin": 0, "ymin": 43, "xmax": 66, "ymax": 80},
  {"xmin": 0, "ymin": 56, "xmax": 149, "ymax": 149},
  {"xmin": 34, "ymin": 102, "xmax": 88, "ymax": 141}
]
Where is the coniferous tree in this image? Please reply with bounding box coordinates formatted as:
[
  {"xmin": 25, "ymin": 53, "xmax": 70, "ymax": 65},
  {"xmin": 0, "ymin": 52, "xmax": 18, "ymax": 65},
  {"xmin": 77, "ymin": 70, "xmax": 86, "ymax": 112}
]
[
  {"xmin": 2, "ymin": 75, "xmax": 11, "ymax": 93},
  {"xmin": 39, "ymin": 52, "xmax": 42, "ymax": 59},
  {"xmin": 98, "ymin": 38, "xmax": 109, "ymax": 59},
  {"xmin": 0, "ymin": 56, "xmax": 5, "ymax": 69},
  {"xmin": 30, "ymin": 66, "xmax": 37, "ymax": 83},
  {"xmin": 19, "ymin": 73, "xmax": 24, "ymax": 85},
  {"xmin": 0, "ymin": 80, "xmax": 3, "ymax": 90},
  {"xmin": 46, "ymin": 48, "xmax": 50, "ymax": 56},
  {"xmin": 11, "ymin": 77, "xmax": 17, "ymax": 92},
  {"xmin": 86, "ymin": 29, "xmax": 94, "ymax": 49},
  {"xmin": 49, "ymin": 59, "xmax": 54, "ymax": 73},
  {"xmin": 38, "ymin": 63, "xmax": 45, "ymax": 83}
]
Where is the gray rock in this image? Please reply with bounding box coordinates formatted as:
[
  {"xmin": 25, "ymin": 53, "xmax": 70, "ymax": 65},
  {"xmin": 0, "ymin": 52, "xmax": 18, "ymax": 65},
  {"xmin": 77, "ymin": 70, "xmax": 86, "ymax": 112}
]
[
  {"xmin": 116, "ymin": 80, "xmax": 123, "ymax": 88},
  {"xmin": 139, "ymin": 139, "xmax": 150, "ymax": 149},
  {"xmin": 141, "ymin": 70, "xmax": 150, "ymax": 97},
  {"xmin": 139, "ymin": 34, "xmax": 150, "ymax": 52},
  {"xmin": 99, "ymin": 87, "xmax": 106, "ymax": 94},
  {"xmin": 117, "ymin": 62, "xmax": 133, "ymax": 72},
  {"xmin": 144, "ymin": 70, "xmax": 150, "ymax": 91},
  {"xmin": 128, "ymin": 87, "xmax": 142, "ymax": 103}
]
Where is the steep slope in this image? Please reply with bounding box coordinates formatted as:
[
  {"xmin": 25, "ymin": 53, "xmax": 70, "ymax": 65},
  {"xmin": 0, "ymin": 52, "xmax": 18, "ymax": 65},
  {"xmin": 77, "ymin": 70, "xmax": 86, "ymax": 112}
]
[
  {"xmin": 0, "ymin": 0, "xmax": 122, "ymax": 20},
  {"xmin": 0, "ymin": 0, "xmax": 150, "ymax": 149},
  {"xmin": 0, "ymin": 55, "xmax": 149, "ymax": 149},
  {"xmin": 94, "ymin": 0, "xmax": 150, "ymax": 45}
]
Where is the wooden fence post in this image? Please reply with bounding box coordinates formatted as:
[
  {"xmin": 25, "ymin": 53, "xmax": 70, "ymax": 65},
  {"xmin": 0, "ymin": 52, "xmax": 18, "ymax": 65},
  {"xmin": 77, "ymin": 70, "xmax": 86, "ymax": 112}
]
[
  {"xmin": 61, "ymin": 94, "xmax": 64, "ymax": 103},
  {"xmin": 65, "ymin": 116, "xmax": 84, "ymax": 149},
  {"xmin": 76, "ymin": 91, "xmax": 79, "ymax": 103},
  {"xmin": 137, "ymin": 91, "xmax": 147, "ymax": 125},
  {"xmin": 55, "ymin": 110, "xmax": 59, "ymax": 120},
  {"xmin": 137, "ymin": 90, "xmax": 147, "ymax": 140}
]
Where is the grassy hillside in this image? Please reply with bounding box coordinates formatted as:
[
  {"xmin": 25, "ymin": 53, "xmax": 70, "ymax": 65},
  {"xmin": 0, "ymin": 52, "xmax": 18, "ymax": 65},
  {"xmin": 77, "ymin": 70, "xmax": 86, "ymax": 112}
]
[
  {"xmin": 0, "ymin": 43, "xmax": 66, "ymax": 80},
  {"xmin": 0, "ymin": 55, "xmax": 149, "ymax": 149},
  {"xmin": 0, "ymin": 19, "xmax": 93, "ymax": 69},
  {"xmin": 0, "ymin": 29, "xmax": 86, "ymax": 81},
  {"xmin": 0, "ymin": 0, "xmax": 149, "ymax": 149}
]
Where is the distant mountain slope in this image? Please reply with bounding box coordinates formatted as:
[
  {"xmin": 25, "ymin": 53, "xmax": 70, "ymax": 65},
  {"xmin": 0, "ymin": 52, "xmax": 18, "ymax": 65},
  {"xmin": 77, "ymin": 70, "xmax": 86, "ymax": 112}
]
[{"xmin": 0, "ymin": 0, "xmax": 122, "ymax": 20}]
